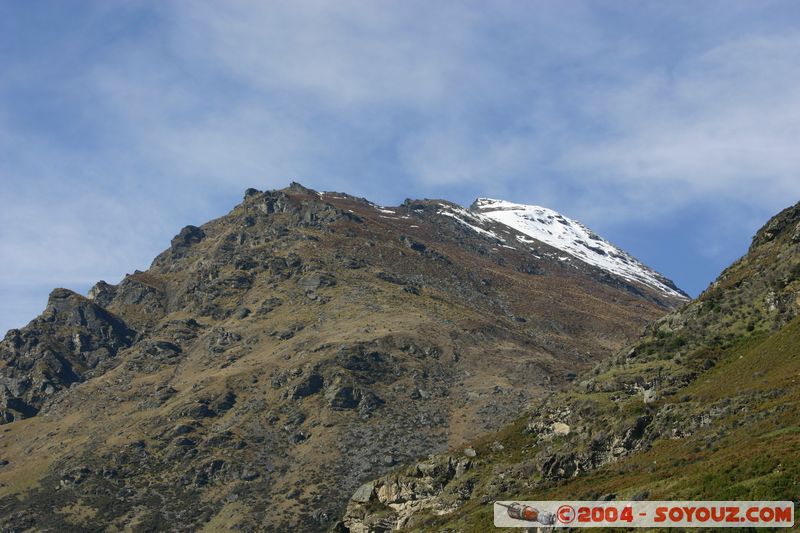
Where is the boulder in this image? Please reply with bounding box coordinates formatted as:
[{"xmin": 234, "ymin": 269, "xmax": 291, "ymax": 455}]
[
  {"xmin": 297, "ymin": 273, "xmax": 337, "ymax": 291},
  {"xmin": 552, "ymin": 422, "xmax": 571, "ymax": 436},
  {"xmin": 351, "ymin": 481, "xmax": 375, "ymax": 503}
]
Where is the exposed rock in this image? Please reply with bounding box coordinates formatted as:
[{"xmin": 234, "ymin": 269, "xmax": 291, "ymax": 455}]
[
  {"xmin": 177, "ymin": 401, "xmax": 217, "ymax": 420},
  {"xmin": 292, "ymin": 374, "xmax": 324, "ymax": 399},
  {"xmin": 271, "ymin": 323, "xmax": 305, "ymax": 340},
  {"xmin": 166, "ymin": 424, "xmax": 196, "ymax": 439},
  {"xmin": 552, "ymin": 422, "xmax": 571, "ymax": 436},
  {"xmin": 297, "ymin": 273, "xmax": 337, "ymax": 291},
  {"xmin": 0, "ymin": 289, "xmax": 134, "ymax": 423},
  {"xmin": 351, "ymin": 481, "xmax": 376, "ymax": 503},
  {"xmin": 643, "ymin": 388, "xmax": 658, "ymax": 404},
  {"xmin": 210, "ymin": 391, "xmax": 237, "ymax": 413},
  {"xmin": 257, "ymin": 297, "xmax": 283, "ymax": 315},
  {"xmin": 207, "ymin": 327, "xmax": 242, "ymax": 353},
  {"xmin": 87, "ymin": 280, "xmax": 117, "ymax": 307},
  {"xmin": 343, "ymin": 455, "xmax": 470, "ymax": 530},
  {"xmin": 172, "ymin": 225, "xmax": 205, "ymax": 250},
  {"xmin": 376, "ymin": 272, "xmax": 408, "ymax": 286}
]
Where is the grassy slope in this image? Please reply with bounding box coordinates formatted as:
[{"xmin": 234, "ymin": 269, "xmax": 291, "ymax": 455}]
[{"xmin": 419, "ymin": 317, "xmax": 800, "ymax": 531}]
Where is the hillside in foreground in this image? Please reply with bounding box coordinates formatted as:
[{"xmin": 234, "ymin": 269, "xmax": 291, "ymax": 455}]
[{"xmin": 341, "ymin": 201, "xmax": 800, "ymax": 532}]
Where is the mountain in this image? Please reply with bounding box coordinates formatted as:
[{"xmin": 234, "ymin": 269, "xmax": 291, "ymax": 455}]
[
  {"xmin": 0, "ymin": 183, "xmax": 684, "ymax": 531},
  {"xmin": 341, "ymin": 200, "xmax": 800, "ymax": 532}
]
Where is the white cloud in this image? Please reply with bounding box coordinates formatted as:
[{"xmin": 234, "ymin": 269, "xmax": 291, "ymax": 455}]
[
  {"xmin": 0, "ymin": 179, "xmax": 169, "ymax": 286},
  {"xmin": 166, "ymin": 1, "xmax": 475, "ymax": 109},
  {"xmin": 2, "ymin": 1, "xmax": 800, "ymax": 330},
  {"xmin": 558, "ymin": 33, "xmax": 800, "ymax": 219}
]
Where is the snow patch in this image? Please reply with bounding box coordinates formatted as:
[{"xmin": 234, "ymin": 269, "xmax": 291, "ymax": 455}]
[
  {"xmin": 472, "ymin": 198, "xmax": 686, "ymax": 298},
  {"xmin": 437, "ymin": 206, "xmax": 502, "ymax": 242}
]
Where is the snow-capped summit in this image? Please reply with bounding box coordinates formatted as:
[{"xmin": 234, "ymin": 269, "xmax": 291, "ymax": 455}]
[{"xmin": 471, "ymin": 198, "xmax": 687, "ymax": 299}]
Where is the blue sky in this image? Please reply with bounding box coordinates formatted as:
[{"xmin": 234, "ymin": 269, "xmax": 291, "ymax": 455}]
[{"xmin": 2, "ymin": 1, "xmax": 800, "ymax": 333}]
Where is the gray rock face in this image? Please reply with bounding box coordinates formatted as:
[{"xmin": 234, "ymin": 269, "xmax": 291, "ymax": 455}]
[
  {"xmin": 751, "ymin": 201, "xmax": 800, "ymax": 248},
  {"xmin": 150, "ymin": 225, "xmax": 207, "ymax": 268},
  {"xmin": 0, "ymin": 289, "xmax": 134, "ymax": 423},
  {"xmin": 291, "ymin": 374, "xmax": 324, "ymax": 399},
  {"xmin": 109, "ymin": 275, "xmax": 167, "ymax": 327},
  {"xmin": 326, "ymin": 386, "xmax": 362, "ymax": 409},
  {"xmin": 297, "ymin": 273, "xmax": 337, "ymax": 291},
  {"xmin": 350, "ymin": 481, "xmax": 375, "ymax": 503},
  {"xmin": 325, "ymin": 383, "xmax": 384, "ymax": 415},
  {"xmin": 87, "ymin": 280, "xmax": 117, "ymax": 307},
  {"xmin": 343, "ymin": 455, "xmax": 472, "ymax": 530},
  {"xmin": 172, "ymin": 225, "xmax": 206, "ymax": 248},
  {"xmin": 244, "ymin": 189, "xmax": 364, "ymax": 229}
]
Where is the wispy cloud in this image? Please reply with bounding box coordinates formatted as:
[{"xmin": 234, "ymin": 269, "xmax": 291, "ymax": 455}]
[
  {"xmin": 557, "ymin": 33, "xmax": 800, "ymax": 218},
  {"xmin": 2, "ymin": 1, "xmax": 800, "ymax": 331}
]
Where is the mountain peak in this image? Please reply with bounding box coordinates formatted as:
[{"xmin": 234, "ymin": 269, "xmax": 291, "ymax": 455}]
[{"xmin": 470, "ymin": 197, "xmax": 688, "ymax": 300}]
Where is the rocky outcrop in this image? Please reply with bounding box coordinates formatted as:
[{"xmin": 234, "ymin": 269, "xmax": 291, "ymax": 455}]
[
  {"xmin": 0, "ymin": 289, "xmax": 134, "ymax": 423},
  {"xmin": 242, "ymin": 187, "xmax": 364, "ymax": 229},
  {"xmin": 342, "ymin": 454, "xmax": 473, "ymax": 532},
  {"xmin": 751, "ymin": 200, "xmax": 800, "ymax": 248}
]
